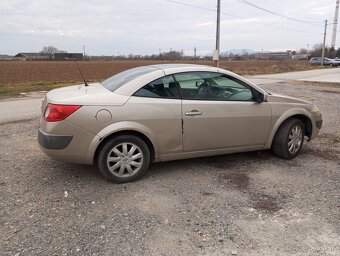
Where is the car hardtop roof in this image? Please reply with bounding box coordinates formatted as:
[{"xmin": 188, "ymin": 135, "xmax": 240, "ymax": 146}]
[{"xmin": 148, "ymin": 63, "xmax": 217, "ymax": 71}]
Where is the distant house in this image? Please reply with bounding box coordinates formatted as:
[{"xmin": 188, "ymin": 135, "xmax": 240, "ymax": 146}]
[
  {"xmin": 254, "ymin": 51, "xmax": 293, "ymax": 60},
  {"xmin": 53, "ymin": 53, "xmax": 83, "ymax": 61},
  {"xmin": 15, "ymin": 52, "xmax": 49, "ymax": 61},
  {"xmin": 15, "ymin": 52, "xmax": 83, "ymax": 61},
  {"xmin": 292, "ymin": 54, "xmax": 311, "ymax": 60},
  {"xmin": 0, "ymin": 54, "xmax": 16, "ymax": 60}
]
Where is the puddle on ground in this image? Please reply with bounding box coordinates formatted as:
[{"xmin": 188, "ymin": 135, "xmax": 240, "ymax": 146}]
[
  {"xmin": 318, "ymin": 89, "xmax": 340, "ymax": 95},
  {"xmin": 200, "ymin": 191, "xmax": 215, "ymax": 196},
  {"xmin": 219, "ymin": 172, "xmax": 250, "ymax": 189},
  {"xmin": 253, "ymin": 194, "xmax": 282, "ymax": 213}
]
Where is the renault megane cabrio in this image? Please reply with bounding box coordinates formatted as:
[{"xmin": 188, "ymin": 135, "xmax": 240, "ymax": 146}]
[{"xmin": 38, "ymin": 64, "xmax": 323, "ymax": 183}]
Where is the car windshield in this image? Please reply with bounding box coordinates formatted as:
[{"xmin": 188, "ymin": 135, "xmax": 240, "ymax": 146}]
[{"xmin": 101, "ymin": 66, "xmax": 157, "ymax": 92}]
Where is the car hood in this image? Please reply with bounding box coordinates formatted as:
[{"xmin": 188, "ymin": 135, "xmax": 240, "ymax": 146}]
[
  {"xmin": 45, "ymin": 83, "xmax": 130, "ymax": 106},
  {"xmin": 266, "ymin": 92, "xmax": 312, "ymax": 105}
]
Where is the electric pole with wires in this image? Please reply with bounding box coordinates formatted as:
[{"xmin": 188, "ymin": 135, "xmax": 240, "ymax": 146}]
[
  {"xmin": 321, "ymin": 20, "xmax": 328, "ymax": 66},
  {"xmin": 331, "ymin": 0, "xmax": 339, "ymax": 49},
  {"xmin": 214, "ymin": 0, "xmax": 221, "ymax": 67}
]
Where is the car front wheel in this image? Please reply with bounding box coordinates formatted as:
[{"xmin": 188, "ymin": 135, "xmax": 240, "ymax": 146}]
[
  {"xmin": 97, "ymin": 135, "xmax": 150, "ymax": 183},
  {"xmin": 272, "ymin": 118, "xmax": 305, "ymax": 159}
]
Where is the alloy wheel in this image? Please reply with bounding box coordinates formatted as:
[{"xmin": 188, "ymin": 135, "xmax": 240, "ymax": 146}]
[
  {"xmin": 106, "ymin": 142, "xmax": 143, "ymax": 177},
  {"xmin": 288, "ymin": 125, "xmax": 303, "ymax": 154}
]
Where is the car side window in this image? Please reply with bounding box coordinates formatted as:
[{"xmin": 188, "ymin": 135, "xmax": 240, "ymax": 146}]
[
  {"xmin": 174, "ymin": 72, "xmax": 254, "ymax": 101},
  {"xmin": 133, "ymin": 75, "xmax": 181, "ymax": 99}
]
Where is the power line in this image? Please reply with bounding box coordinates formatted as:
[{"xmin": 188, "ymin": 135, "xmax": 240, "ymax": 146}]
[
  {"xmin": 166, "ymin": 0, "xmax": 321, "ymax": 35},
  {"xmin": 236, "ymin": 0, "xmax": 323, "ymax": 26},
  {"xmin": 240, "ymin": 19, "xmax": 321, "ymax": 35},
  {"xmin": 219, "ymin": 9, "xmax": 320, "ymax": 35},
  {"xmin": 165, "ymin": 0, "xmax": 215, "ymax": 12}
]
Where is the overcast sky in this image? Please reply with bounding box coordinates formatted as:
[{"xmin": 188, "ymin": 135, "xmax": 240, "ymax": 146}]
[{"xmin": 0, "ymin": 0, "xmax": 338, "ymax": 55}]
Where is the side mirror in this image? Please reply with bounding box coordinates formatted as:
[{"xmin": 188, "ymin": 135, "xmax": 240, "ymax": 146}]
[{"xmin": 254, "ymin": 91, "xmax": 266, "ymax": 103}]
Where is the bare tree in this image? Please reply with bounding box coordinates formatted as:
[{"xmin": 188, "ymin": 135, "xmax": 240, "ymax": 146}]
[
  {"xmin": 329, "ymin": 47, "xmax": 337, "ymax": 59},
  {"xmin": 40, "ymin": 46, "xmax": 66, "ymax": 60},
  {"xmin": 299, "ymin": 48, "xmax": 308, "ymax": 54},
  {"xmin": 309, "ymin": 43, "xmax": 335, "ymax": 58},
  {"xmin": 310, "ymin": 44, "xmax": 323, "ymax": 57}
]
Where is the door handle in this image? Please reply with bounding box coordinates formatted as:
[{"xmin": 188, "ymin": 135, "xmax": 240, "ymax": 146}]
[{"xmin": 185, "ymin": 110, "xmax": 202, "ymax": 116}]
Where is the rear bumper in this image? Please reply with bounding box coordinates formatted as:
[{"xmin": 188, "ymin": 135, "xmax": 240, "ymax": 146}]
[
  {"xmin": 38, "ymin": 118, "xmax": 98, "ymax": 164},
  {"xmin": 38, "ymin": 129, "xmax": 73, "ymax": 149}
]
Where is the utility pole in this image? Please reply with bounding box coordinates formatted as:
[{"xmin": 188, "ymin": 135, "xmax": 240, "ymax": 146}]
[
  {"xmin": 321, "ymin": 20, "xmax": 328, "ymax": 66},
  {"xmin": 83, "ymin": 45, "xmax": 86, "ymax": 60},
  {"xmin": 194, "ymin": 47, "xmax": 197, "ymax": 61},
  {"xmin": 170, "ymin": 48, "xmax": 173, "ymax": 61},
  {"xmin": 331, "ymin": 0, "xmax": 340, "ymax": 49},
  {"xmin": 214, "ymin": 0, "xmax": 221, "ymax": 67}
]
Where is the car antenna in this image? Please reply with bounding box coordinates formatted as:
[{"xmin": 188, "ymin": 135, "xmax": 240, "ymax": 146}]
[{"xmin": 75, "ymin": 60, "xmax": 89, "ymax": 87}]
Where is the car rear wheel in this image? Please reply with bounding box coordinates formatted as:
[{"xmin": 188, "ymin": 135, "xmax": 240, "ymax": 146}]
[
  {"xmin": 272, "ymin": 118, "xmax": 305, "ymax": 159},
  {"xmin": 97, "ymin": 135, "xmax": 150, "ymax": 183}
]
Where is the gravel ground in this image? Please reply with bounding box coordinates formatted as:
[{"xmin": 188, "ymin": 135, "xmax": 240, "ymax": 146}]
[{"xmin": 0, "ymin": 81, "xmax": 339, "ymax": 256}]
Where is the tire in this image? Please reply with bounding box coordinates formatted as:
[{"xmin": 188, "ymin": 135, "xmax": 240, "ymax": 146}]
[
  {"xmin": 272, "ymin": 118, "xmax": 305, "ymax": 159},
  {"xmin": 97, "ymin": 135, "xmax": 150, "ymax": 183}
]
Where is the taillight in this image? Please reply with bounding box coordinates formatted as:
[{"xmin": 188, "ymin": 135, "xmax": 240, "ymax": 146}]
[{"xmin": 44, "ymin": 104, "xmax": 81, "ymax": 122}]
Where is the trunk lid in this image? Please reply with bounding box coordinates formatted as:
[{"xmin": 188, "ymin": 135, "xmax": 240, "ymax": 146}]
[
  {"xmin": 43, "ymin": 83, "xmax": 130, "ymax": 110},
  {"xmin": 47, "ymin": 83, "xmax": 107, "ymax": 102}
]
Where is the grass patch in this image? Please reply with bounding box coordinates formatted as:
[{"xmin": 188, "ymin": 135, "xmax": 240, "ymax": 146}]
[{"xmin": 0, "ymin": 80, "xmax": 98, "ymax": 97}]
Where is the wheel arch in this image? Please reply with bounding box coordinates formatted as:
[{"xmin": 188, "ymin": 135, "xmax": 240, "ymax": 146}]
[
  {"xmin": 265, "ymin": 109, "xmax": 313, "ymax": 149},
  {"xmin": 93, "ymin": 130, "xmax": 156, "ymax": 165},
  {"xmin": 86, "ymin": 121, "xmax": 159, "ymax": 165}
]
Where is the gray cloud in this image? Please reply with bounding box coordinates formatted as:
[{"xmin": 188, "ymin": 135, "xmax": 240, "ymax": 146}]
[{"xmin": 0, "ymin": 0, "xmax": 337, "ymax": 55}]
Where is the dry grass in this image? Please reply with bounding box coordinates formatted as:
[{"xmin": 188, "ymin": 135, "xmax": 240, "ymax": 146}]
[{"xmin": 0, "ymin": 60, "xmax": 324, "ymax": 96}]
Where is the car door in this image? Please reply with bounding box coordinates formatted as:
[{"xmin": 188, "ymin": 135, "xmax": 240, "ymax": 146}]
[
  {"xmin": 173, "ymin": 72, "xmax": 272, "ymax": 152},
  {"xmin": 130, "ymin": 75, "xmax": 183, "ymax": 155}
]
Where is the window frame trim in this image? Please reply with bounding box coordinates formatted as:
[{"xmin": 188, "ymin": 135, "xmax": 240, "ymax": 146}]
[
  {"xmin": 172, "ymin": 71, "xmax": 258, "ymax": 102},
  {"xmin": 132, "ymin": 75, "xmax": 182, "ymax": 100},
  {"xmin": 131, "ymin": 71, "xmax": 263, "ymax": 103}
]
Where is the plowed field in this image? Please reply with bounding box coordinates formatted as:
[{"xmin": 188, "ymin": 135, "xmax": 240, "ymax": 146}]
[{"xmin": 0, "ymin": 60, "xmax": 321, "ymax": 95}]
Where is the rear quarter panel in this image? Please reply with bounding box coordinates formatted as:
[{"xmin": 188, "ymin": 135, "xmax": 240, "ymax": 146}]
[{"xmin": 66, "ymin": 96, "xmax": 182, "ymax": 162}]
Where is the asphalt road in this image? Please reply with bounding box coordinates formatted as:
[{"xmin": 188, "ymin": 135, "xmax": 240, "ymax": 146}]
[
  {"xmin": 0, "ymin": 97, "xmax": 42, "ymax": 124},
  {"xmin": 0, "ymin": 75, "xmax": 340, "ymax": 255},
  {"xmin": 246, "ymin": 67, "xmax": 340, "ymax": 85},
  {"xmin": 0, "ymin": 68, "xmax": 339, "ymax": 124}
]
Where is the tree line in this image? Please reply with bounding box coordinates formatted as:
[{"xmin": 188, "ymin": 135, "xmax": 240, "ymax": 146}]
[
  {"xmin": 298, "ymin": 44, "xmax": 340, "ymax": 58},
  {"xmin": 40, "ymin": 44, "xmax": 340, "ymax": 61}
]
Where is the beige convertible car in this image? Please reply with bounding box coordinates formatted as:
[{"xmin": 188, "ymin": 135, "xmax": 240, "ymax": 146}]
[{"xmin": 38, "ymin": 64, "xmax": 323, "ymax": 183}]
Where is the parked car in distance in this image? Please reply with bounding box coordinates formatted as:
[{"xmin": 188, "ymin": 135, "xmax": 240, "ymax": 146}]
[
  {"xmin": 38, "ymin": 64, "xmax": 323, "ymax": 183},
  {"xmin": 332, "ymin": 57, "xmax": 340, "ymax": 65},
  {"xmin": 309, "ymin": 57, "xmax": 338, "ymax": 66}
]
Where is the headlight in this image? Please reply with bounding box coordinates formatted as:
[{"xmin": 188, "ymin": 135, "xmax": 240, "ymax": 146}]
[{"xmin": 311, "ymin": 104, "xmax": 320, "ymax": 113}]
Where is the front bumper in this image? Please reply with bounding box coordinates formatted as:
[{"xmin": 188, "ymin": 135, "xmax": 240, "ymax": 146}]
[
  {"xmin": 38, "ymin": 129, "xmax": 73, "ymax": 149},
  {"xmin": 309, "ymin": 111, "xmax": 323, "ymax": 140},
  {"xmin": 316, "ymin": 119, "xmax": 323, "ymax": 130}
]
